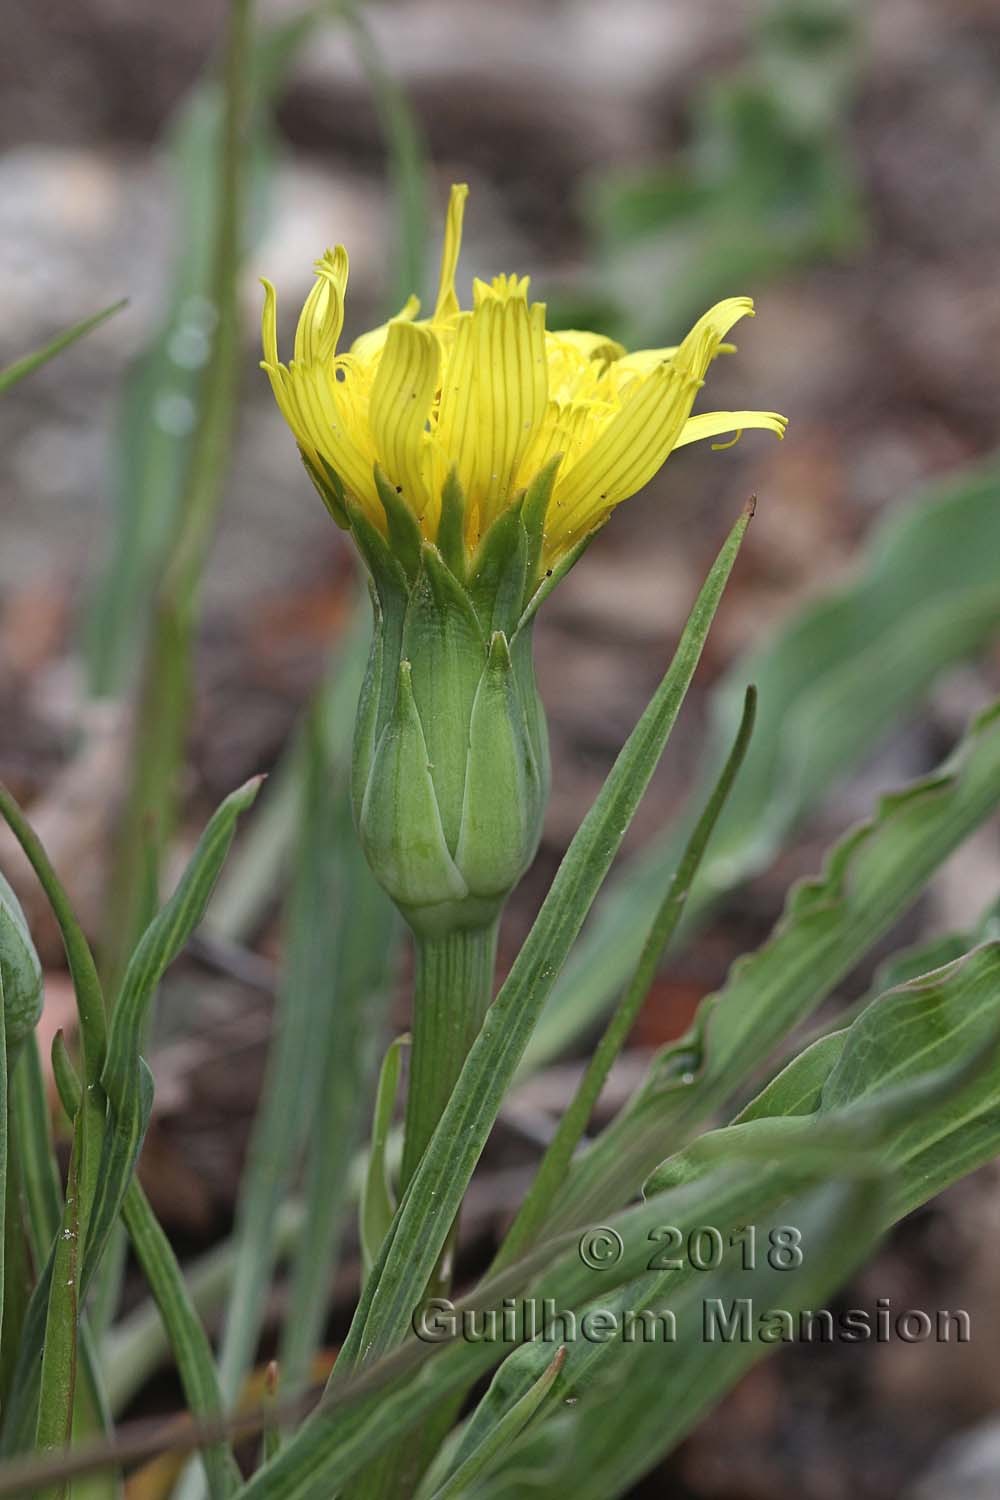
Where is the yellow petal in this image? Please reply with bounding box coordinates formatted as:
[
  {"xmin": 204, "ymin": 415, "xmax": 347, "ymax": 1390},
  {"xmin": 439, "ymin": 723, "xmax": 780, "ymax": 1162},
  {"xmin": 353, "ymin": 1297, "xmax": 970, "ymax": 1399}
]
[
  {"xmin": 303, "ymin": 362, "xmax": 377, "ymax": 505},
  {"xmin": 554, "ymin": 329, "xmax": 627, "ymax": 363},
  {"xmin": 433, "ymin": 183, "xmax": 469, "ymax": 324},
  {"xmin": 672, "ymin": 297, "xmax": 755, "ymax": 379},
  {"xmin": 547, "ymin": 362, "xmax": 698, "ymax": 547},
  {"xmin": 294, "ymin": 246, "xmax": 349, "ymax": 366},
  {"xmin": 350, "ymin": 293, "xmax": 421, "ymax": 366},
  {"xmin": 434, "ymin": 311, "xmax": 478, "ymax": 509},
  {"xmin": 471, "ymin": 293, "xmax": 548, "ymax": 532},
  {"xmin": 260, "ymin": 278, "xmax": 280, "ymax": 365},
  {"xmin": 547, "ymin": 297, "xmax": 759, "ymax": 549},
  {"xmin": 368, "ymin": 320, "xmax": 440, "ymax": 525},
  {"xmin": 675, "ymin": 410, "xmax": 788, "ymax": 450}
]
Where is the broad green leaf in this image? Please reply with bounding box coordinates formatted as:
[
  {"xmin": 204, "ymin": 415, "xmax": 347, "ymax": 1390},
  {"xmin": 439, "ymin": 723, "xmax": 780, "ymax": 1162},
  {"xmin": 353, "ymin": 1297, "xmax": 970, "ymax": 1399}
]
[
  {"xmin": 475, "ymin": 943, "xmax": 1000, "ymax": 1498},
  {"xmin": 361, "ymin": 1035, "xmax": 409, "ymax": 1278},
  {"xmin": 528, "ymin": 459, "xmax": 1000, "ymax": 1072},
  {"xmin": 736, "ymin": 941, "xmax": 1000, "ymax": 1223},
  {"xmin": 548, "ymin": 699, "xmax": 1000, "ymax": 1229},
  {"xmin": 0, "ymin": 301, "xmax": 127, "ymax": 395}
]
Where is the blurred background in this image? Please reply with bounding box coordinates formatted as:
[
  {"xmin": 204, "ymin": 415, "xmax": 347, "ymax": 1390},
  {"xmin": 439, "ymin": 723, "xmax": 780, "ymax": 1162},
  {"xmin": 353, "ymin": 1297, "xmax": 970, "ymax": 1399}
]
[{"xmin": 2, "ymin": 1, "xmax": 1000, "ymax": 1495}]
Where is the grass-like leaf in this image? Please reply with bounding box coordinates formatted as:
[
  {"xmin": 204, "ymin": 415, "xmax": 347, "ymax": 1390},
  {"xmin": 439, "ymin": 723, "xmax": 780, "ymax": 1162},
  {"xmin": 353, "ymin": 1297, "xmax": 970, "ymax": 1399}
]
[
  {"xmin": 361, "ymin": 1035, "xmax": 408, "ymax": 1278},
  {"xmin": 0, "ymin": 301, "xmax": 127, "ymax": 395},
  {"xmin": 496, "ymin": 685, "xmax": 757, "ymax": 1268},
  {"xmin": 549, "ymin": 698, "xmax": 1000, "ymax": 1228},
  {"xmin": 528, "ymin": 458, "xmax": 1000, "ymax": 1071},
  {"xmin": 87, "ymin": 778, "xmax": 261, "ymax": 1290}
]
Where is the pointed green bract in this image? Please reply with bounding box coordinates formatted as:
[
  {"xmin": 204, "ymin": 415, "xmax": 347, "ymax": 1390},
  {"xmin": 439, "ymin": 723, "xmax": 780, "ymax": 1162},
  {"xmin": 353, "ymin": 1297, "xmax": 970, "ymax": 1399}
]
[
  {"xmin": 349, "ymin": 472, "xmax": 551, "ymax": 935},
  {"xmin": 374, "ymin": 464, "xmax": 423, "ymax": 581},
  {"xmin": 436, "ymin": 468, "xmax": 468, "ymax": 581},
  {"xmin": 455, "ymin": 633, "xmax": 542, "ymax": 897},
  {"xmin": 404, "ymin": 546, "xmax": 486, "ymax": 852},
  {"xmin": 360, "ymin": 661, "xmax": 469, "ymax": 914}
]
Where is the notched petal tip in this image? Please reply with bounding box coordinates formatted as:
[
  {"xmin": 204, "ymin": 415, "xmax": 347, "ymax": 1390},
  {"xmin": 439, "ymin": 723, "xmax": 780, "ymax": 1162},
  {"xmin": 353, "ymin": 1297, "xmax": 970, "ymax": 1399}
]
[
  {"xmin": 433, "ymin": 182, "xmax": 471, "ymax": 323},
  {"xmin": 260, "ymin": 278, "xmax": 279, "ymax": 365}
]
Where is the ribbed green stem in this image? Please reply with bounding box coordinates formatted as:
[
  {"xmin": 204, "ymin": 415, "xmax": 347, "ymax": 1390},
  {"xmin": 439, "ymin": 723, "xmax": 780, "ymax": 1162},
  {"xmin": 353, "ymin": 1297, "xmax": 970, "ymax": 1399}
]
[
  {"xmin": 351, "ymin": 925, "xmax": 497, "ymax": 1500},
  {"xmin": 401, "ymin": 926, "xmax": 498, "ymax": 1193}
]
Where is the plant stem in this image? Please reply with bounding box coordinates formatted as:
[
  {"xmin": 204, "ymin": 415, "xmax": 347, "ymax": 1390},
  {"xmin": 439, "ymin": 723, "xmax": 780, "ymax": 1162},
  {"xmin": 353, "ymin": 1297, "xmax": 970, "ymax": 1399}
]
[
  {"xmin": 348, "ymin": 925, "xmax": 496, "ymax": 1500},
  {"xmin": 401, "ymin": 926, "xmax": 498, "ymax": 1195},
  {"xmin": 101, "ymin": 0, "xmax": 253, "ymax": 996}
]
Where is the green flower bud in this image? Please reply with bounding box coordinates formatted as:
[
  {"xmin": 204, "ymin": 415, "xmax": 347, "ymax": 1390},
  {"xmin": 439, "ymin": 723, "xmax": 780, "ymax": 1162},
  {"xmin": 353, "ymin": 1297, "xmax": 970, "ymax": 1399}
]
[
  {"xmin": 0, "ymin": 868, "xmax": 44, "ymax": 1052},
  {"xmin": 349, "ymin": 465, "xmax": 557, "ymax": 935}
]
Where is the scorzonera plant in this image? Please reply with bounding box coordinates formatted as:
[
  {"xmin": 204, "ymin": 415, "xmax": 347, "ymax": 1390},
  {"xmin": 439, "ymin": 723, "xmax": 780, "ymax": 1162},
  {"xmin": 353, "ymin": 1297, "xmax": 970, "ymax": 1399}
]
[
  {"xmin": 260, "ymin": 184, "xmax": 785, "ymax": 1203},
  {"xmin": 1, "ymin": 78, "xmax": 1000, "ymax": 1500}
]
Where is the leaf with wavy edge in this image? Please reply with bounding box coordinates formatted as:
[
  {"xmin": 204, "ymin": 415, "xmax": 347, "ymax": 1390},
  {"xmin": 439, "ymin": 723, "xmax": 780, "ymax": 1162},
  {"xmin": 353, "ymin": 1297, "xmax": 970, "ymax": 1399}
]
[{"xmin": 547, "ymin": 699, "xmax": 1000, "ymax": 1230}]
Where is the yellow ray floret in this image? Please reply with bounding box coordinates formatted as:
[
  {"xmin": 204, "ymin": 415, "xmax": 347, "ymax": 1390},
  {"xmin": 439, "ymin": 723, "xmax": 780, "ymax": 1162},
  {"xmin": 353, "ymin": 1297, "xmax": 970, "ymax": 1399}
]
[{"xmin": 261, "ymin": 184, "xmax": 787, "ymax": 566}]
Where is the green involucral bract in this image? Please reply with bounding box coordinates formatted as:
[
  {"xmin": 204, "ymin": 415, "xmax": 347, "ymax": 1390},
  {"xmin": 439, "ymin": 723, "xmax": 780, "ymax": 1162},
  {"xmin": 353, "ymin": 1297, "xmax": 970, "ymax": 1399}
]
[
  {"xmin": 0, "ymin": 869, "xmax": 44, "ymax": 1054},
  {"xmin": 349, "ymin": 463, "xmax": 556, "ymax": 935}
]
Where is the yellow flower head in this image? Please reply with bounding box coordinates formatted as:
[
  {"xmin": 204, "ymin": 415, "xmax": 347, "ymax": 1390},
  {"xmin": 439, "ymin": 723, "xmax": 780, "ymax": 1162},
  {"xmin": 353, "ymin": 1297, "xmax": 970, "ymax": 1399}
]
[{"xmin": 261, "ymin": 184, "xmax": 786, "ymax": 571}]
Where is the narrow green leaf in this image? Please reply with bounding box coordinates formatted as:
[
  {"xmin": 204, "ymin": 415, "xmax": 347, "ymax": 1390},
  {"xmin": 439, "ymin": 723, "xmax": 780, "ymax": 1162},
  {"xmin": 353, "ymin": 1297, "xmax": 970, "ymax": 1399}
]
[
  {"xmin": 549, "ymin": 699, "xmax": 1000, "ymax": 1229},
  {"xmin": 121, "ymin": 1185, "xmax": 241, "ymax": 1498},
  {"xmin": 361, "ymin": 1035, "xmax": 409, "ymax": 1278},
  {"xmin": 86, "ymin": 778, "xmax": 260, "ymax": 1299},
  {"xmin": 0, "ymin": 301, "xmax": 127, "ymax": 395},
  {"xmin": 34, "ymin": 1098, "xmax": 83, "ymax": 1487},
  {"xmin": 423, "ymin": 1348, "xmax": 566, "ymax": 1500},
  {"xmin": 53, "ymin": 1034, "xmax": 239, "ymax": 1499},
  {"xmin": 528, "ymin": 459, "xmax": 1000, "ymax": 1071},
  {"xmin": 0, "ymin": 785, "xmax": 106, "ymax": 1087},
  {"xmin": 277, "ymin": 697, "xmax": 398, "ymax": 1396},
  {"xmin": 496, "ymin": 684, "xmax": 756, "ymax": 1268},
  {"xmin": 9, "ymin": 1037, "xmax": 62, "ymax": 1260},
  {"xmin": 0, "ymin": 871, "xmax": 44, "ymax": 1054},
  {"xmin": 0, "ymin": 787, "xmax": 108, "ymax": 1461}
]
